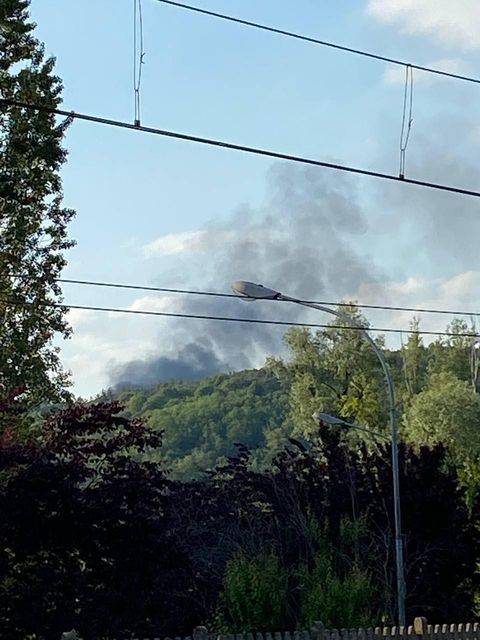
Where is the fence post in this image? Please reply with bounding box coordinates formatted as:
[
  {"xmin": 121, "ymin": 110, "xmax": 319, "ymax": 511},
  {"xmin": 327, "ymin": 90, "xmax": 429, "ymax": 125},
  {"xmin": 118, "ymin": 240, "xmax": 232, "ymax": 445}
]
[
  {"xmin": 194, "ymin": 626, "xmax": 209, "ymax": 640},
  {"xmin": 414, "ymin": 618, "xmax": 428, "ymax": 636},
  {"xmin": 311, "ymin": 622, "xmax": 325, "ymax": 640}
]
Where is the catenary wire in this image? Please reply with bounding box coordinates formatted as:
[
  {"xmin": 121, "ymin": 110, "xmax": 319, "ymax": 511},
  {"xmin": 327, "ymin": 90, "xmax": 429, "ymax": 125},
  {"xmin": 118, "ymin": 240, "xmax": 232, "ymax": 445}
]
[
  {"xmin": 399, "ymin": 65, "xmax": 414, "ymax": 178},
  {"xmin": 3, "ymin": 297, "xmax": 480, "ymax": 339},
  {"xmin": 2, "ymin": 97, "xmax": 480, "ymax": 199},
  {"xmin": 153, "ymin": 0, "xmax": 480, "ymax": 86},
  {"xmin": 58, "ymin": 277, "xmax": 480, "ymax": 318},
  {"xmin": 133, "ymin": 0, "xmax": 145, "ymax": 124}
]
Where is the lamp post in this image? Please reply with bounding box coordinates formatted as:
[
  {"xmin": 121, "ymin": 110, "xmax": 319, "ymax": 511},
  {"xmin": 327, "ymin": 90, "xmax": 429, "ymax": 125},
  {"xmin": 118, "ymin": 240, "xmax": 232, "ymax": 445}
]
[
  {"xmin": 231, "ymin": 280, "xmax": 406, "ymax": 625},
  {"xmin": 470, "ymin": 340, "xmax": 480, "ymax": 393}
]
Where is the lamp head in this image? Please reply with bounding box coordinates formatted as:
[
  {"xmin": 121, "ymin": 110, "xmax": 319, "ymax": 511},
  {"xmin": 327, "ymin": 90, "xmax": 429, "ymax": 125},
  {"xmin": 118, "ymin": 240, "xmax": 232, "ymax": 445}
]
[
  {"xmin": 312, "ymin": 411, "xmax": 347, "ymax": 426},
  {"xmin": 231, "ymin": 281, "xmax": 281, "ymax": 300}
]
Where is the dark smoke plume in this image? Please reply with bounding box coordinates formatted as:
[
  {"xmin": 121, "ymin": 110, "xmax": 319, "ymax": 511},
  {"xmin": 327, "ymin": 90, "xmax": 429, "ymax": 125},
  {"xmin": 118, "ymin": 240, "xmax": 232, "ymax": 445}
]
[
  {"xmin": 110, "ymin": 164, "xmax": 384, "ymax": 388},
  {"xmin": 110, "ymin": 341, "xmax": 226, "ymax": 388}
]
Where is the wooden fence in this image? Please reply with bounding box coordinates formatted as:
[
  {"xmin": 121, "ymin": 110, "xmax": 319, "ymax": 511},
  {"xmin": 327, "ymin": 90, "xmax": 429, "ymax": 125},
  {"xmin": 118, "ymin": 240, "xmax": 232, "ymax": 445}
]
[
  {"xmin": 60, "ymin": 618, "xmax": 480, "ymax": 640},
  {"xmin": 169, "ymin": 620, "xmax": 480, "ymax": 640}
]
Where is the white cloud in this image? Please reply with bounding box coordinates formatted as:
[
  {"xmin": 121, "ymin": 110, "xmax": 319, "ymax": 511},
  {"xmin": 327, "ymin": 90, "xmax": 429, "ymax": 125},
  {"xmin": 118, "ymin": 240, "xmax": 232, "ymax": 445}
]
[
  {"xmin": 385, "ymin": 271, "xmax": 480, "ymax": 311},
  {"xmin": 439, "ymin": 270, "xmax": 480, "ymax": 302},
  {"xmin": 390, "ymin": 276, "xmax": 427, "ymax": 295},
  {"xmin": 143, "ymin": 230, "xmax": 209, "ymax": 257},
  {"xmin": 383, "ymin": 58, "xmax": 471, "ymax": 85},
  {"xmin": 143, "ymin": 229, "xmax": 234, "ymax": 257},
  {"xmin": 361, "ymin": 270, "xmax": 480, "ymax": 344},
  {"xmin": 128, "ymin": 294, "xmax": 183, "ymax": 313},
  {"xmin": 66, "ymin": 307, "xmax": 95, "ymax": 328},
  {"xmin": 367, "ymin": 0, "xmax": 480, "ymax": 51},
  {"xmin": 60, "ymin": 294, "xmax": 185, "ymax": 397}
]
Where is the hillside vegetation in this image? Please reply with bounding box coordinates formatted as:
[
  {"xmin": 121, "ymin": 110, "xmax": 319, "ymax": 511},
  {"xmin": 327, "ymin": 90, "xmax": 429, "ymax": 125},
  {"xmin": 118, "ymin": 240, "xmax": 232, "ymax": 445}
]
[{"xmin": 116, "ymin": 369, "xmax": 291, "ymax": 477}]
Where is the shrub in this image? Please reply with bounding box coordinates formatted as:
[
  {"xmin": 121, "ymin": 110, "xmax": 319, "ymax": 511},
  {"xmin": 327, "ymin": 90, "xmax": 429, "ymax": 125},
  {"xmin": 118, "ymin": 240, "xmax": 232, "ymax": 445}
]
[{"xmin": 218, "ymin": 550, "xmax": 289, "ymax": 631}]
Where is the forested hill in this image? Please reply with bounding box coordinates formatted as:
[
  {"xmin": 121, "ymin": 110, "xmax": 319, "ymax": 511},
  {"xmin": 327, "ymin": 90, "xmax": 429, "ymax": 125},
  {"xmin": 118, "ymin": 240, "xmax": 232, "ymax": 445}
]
[
  {"xmin": 116, "ymin": 368, "xmax": 290, "ymax": 478},
  {"xmin": 113, "ymin": 317, "xmax": 480, "ymax": 485}
]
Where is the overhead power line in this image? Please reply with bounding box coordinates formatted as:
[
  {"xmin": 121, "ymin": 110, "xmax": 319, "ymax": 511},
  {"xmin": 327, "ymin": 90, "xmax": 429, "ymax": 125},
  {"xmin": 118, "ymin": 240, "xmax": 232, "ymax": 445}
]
[
  {"xmin": 2, "ymin": 97, "xmax": 480, "ymax": 199},
  {"xmin": 154, "ymin": 0, "xmax": 480, "ymax": 86},
  {"xmin": 3, "ymin": 297, "xmax": 479, "ymax": 339},
  {"xmin": 58, "ymin": 277, "xmax": 480, "ymax": 319}
]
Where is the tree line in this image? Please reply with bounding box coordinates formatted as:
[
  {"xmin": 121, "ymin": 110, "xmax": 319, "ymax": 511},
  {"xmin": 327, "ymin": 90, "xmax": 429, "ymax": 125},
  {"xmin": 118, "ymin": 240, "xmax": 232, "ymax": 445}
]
[{"xmin": 116, "ymin": 315, "xmax": 480, "ymax": 504}]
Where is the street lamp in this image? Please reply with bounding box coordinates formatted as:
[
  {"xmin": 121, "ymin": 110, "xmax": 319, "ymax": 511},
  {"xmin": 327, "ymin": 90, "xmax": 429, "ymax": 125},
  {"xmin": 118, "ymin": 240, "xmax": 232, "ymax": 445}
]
[
  {"xmin": 312, "ymin": 411, "xmax": 386, "ymax": 441},
  {"xmin": 231, "ymin": 280, "xmax": 406, "ymax": 625}
]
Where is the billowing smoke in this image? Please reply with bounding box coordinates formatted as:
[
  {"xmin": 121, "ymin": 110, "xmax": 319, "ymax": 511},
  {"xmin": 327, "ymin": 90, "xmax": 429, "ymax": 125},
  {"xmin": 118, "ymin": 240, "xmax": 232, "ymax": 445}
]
[
  {"xmin": 110, "ymin": 163, "xmax": 384, "ymax": 388},
  {"xmin": 108, "ymin": 101, "xmax": 480, "ymax": 390},
  {"xmin": 110, "ymin": 340, "xmax": 226, "ymax": 388}
]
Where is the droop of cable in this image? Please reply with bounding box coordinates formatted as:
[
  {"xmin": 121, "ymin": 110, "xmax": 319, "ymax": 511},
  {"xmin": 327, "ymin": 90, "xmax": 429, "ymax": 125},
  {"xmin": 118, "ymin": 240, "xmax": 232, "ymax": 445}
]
[
  {"xmin": 57, "ymin": 277, "xmax": 480, "ymax": 318},
  {"xmin": 2, "ymin": 98, "xmax": 480, "ymax": 199},
  {"xmin": 2, "ymin": 297, "xmax": 480, "ymax": 339},
  {"xmin": 153, "ymin": 0, "xmax": 480, "ymax": 86}
]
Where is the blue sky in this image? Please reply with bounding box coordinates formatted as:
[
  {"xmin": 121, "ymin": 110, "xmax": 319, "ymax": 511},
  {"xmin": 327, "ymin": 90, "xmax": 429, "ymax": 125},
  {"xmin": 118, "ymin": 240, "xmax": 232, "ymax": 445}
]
[{"xmin": 29, "ymin": 1, "xmax": 480, "ymax": 396}]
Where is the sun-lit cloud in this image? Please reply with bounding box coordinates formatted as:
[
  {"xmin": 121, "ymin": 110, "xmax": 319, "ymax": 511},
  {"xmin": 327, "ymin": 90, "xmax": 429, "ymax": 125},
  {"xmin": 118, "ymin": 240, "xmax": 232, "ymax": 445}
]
[
  {"xmin": 66, "ymin": 307, "xmax": 96, "ymax": 328},
  {"xmin": 392, "ymin": 272, "xmax": 480, "ymax": 312},
  {"xmin": 143, "ymin": 230, "xmax": 209, "ymax": 257},
  {"xmin": 369, "ymin": 271, "xmax": 480, "ymax": 338},
  {"xmin": 439, "ymin": 271, "xmax": 480, "ymax": 303},
  {"xmin": 367, "ymin": 0, "xmax": 480, "ymax": 51},
  {"xmin": 390, "ymin": 277, "xmax": 428, "ymax": 295},
  {"xmin": 60, "ymin": 308, "xmax": 168, "ymax": 397},
  {"xmin": 143, "ymin": 229, "xmax": 234, "ymax": 257},
  {"xmin": 128, "ymin": 295, "xmax": 184, "ymax": 313}
]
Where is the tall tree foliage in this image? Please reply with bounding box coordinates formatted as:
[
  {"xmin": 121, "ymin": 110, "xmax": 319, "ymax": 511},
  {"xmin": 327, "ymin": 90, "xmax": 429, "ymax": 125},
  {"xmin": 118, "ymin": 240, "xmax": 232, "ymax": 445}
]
[
  {"xmin": 268, "ymin": 308, "xmax": 388, "ymax": 439},
  {"xmin": 400, "ymin": 318, "xmax": 428, "ymax": 402},
  {"xmin": 428, "ymin": 319, "xmax": 476, "ymax": 383},
  {"xmin": 0, "ymin": 0, "xmax": 75, "ymax": 408},
  {"xmin": 403, "ymin": 371, "xmax": 480, "ymax": 505}
]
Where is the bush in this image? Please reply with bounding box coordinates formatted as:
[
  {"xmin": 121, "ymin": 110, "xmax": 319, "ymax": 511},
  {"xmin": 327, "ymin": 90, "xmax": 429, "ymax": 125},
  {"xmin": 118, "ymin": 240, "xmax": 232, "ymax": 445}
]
[
  {"xmin": 218, "ymin": 550, "xmax": 289, "ymax": 631},
  {"xmin": 299, "ymin": 551, "xmax": 376, "ymax": 628}
]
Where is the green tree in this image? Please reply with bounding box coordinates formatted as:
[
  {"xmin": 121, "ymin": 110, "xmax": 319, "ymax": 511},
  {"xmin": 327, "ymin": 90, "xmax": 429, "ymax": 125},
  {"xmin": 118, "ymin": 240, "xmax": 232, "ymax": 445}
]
[
  {"xmin": 427, "ymin": 319, "xmax": 476, "ymax": 383},
  {"xmin": 399, "ymin": 318, "xmax": 428, "ymax": 402},
  {"xmin": 403, "ymin": 371, "xmax": 480, "ymax": 503},
  {"xmin": 269, "ymin": 308, "xmax": 388, "ymax": 439},
  {"xmin": 0, "ymin": 0, "xmax": 75, "ymax": 409},
  {"xmin": 403, "ymin": 372, "xmax": 480, "ymax": 453}
]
